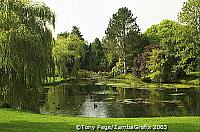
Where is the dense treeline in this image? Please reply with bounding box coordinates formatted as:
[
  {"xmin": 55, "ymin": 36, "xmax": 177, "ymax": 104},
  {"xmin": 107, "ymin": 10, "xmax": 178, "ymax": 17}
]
[
  {"xmin": 54, "ymin": 7, "xmax": 145, "ymax": 76},
  {"xmin": 0, "ymin": 0, "xmax": 199, "ymax": 110},
  {"xmin": 54, "ymin": 0, "xmax": 199, "ymax": 83},
  {"xmin": 137, "ymin": 0, "xmax": 200, "ymax": 82}
]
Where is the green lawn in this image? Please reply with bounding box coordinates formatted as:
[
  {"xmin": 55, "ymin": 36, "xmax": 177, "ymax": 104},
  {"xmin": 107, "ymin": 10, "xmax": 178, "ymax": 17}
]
[{"xmin": 0, "ymin": 109, "xmax": 199, "ymax": 132}]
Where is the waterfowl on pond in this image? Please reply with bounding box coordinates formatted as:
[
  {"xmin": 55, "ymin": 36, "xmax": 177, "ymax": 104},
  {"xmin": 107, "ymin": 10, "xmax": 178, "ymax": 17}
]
[
  {"xmin": 56, "ymin": 104, "xmax": 61, "ymax": 110},
  {"xmin": 94, "ymin": 103, "xmax": 97, "ymax": 109},
  {"xmin": 56, "ymin": 107, "xmax": 60, "ymax": 110}
]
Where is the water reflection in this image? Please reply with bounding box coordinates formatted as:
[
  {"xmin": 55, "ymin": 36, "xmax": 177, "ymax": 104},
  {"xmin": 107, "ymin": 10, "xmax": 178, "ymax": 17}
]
[{"xmin": 40, "ymin": 83, "xmax": 200, "ymax": 118}]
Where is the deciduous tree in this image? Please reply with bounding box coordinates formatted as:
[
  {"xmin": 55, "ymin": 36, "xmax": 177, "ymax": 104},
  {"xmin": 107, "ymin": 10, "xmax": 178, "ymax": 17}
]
[
  {"xmin": 53, "ymin": 35, "xmax": 85, "ymax": 78},
  {"xmin": 0, "ymin": 0, "xmax": 55, "ymax": 110}
]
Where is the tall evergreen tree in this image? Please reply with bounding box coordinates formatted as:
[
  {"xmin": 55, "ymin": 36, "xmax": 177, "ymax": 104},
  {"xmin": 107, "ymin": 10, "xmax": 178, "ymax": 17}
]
[
  {"xmin": 71, "ymin": 26, "xmax": 84, "ymax": 40},
  {"xmin": 105, "ymin": 7, "xmax": 141, "ymax": 73},
  {"xmin": 87, "ymin": 38, "xmax": 107, "ymax": 71}
]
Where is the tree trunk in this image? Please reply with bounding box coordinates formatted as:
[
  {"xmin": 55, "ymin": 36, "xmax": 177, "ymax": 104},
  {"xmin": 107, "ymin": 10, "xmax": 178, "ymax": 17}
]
[{"xmin": 123, "ymin": 58, "xmax": 126, "ymax": 74}]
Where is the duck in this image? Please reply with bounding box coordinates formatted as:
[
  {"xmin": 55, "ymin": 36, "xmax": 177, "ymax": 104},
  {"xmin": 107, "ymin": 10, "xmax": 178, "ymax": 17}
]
[
  {"xmin": 56, "ymin": 107, "xmax": 60, "ymax": 110},
  {"xmin": 94, "ymin": 103, "xmax": 97, "ymax": 109},
  {"xmin": 56, "ymin": 104, "xmax": 61, "ymax": 110}
]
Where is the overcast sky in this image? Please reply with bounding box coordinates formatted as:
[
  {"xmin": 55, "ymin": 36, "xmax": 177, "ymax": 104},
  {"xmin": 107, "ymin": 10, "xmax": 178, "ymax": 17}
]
[{"xmin": 41, "ymin": 0, "xmax": 187, "ymax": 43}]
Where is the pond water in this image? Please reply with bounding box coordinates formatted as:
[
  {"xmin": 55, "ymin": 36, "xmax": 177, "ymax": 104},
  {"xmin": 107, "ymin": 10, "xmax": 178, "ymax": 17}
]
[{"xmin": 40, "ymin": 81, "xmax": 200, "ymax": 118}]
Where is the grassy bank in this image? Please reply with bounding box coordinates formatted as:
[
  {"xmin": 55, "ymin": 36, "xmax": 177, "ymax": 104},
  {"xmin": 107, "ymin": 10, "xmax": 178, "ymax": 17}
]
[
  {"xmin": 0, "ymin": 108, "xmax": 199, "ymax": 132},
  {"xmin": 45, "ymin": 72, "xmax": 199, "ymax": 89},
  {"xmin": 96, "ymin": 73, "xmax": 199, "ymax": 89}
]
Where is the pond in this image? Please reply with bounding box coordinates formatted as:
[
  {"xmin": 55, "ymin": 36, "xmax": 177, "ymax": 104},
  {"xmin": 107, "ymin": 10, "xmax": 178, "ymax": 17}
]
[{"xmin": 39, "ymin": 81, "xmax": 200, "ymax": 118}]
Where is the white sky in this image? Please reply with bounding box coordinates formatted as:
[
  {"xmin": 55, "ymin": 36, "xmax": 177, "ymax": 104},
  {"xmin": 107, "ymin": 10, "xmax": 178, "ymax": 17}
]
[{"xmin": 41, "ymin": 0, "xmax": 187, "ymax": 43}]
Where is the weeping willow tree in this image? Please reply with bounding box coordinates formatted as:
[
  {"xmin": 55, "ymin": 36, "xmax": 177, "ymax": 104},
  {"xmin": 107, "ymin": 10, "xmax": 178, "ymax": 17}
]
[
  {"xmin": 0, "ymin": 0, "xmax": 55, "ymax": 111},
  {"xmin": 53, "ymin": 34, "xmax": 85, "ymax": 79}
]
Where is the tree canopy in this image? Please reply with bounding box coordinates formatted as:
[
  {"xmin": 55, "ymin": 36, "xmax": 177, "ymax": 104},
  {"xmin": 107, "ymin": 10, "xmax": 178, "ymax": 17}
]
[
  {"xmin": 105, "ymin": 7, "xmax": 141, "ymax": 73},
  {"xmin": 178, "ymin": 0, "xmax": 200, "ymax": 34},
  {"xmin": 0, "ymin": 0, "xmax": 55, "ymax": 110},
  {"xmin": 140, "ymin": 18, "xmax": 199, "ymax": 82},
  {"xmin": 53, "ymin": 34, "xmax": 85, "ymax": 78}
]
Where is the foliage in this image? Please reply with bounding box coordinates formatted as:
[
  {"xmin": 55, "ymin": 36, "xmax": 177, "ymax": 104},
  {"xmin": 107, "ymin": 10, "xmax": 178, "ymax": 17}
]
[
  {"xmin": 71, "ymin": 26, "xmax": 84, "ymax": 40},
  {"xmin": 178, "ymin": 0, "xmax": 200, "ymax": 34},
  {"xmin": 53, "ymin": 34, "xmax": 85, "ymax": 78},
  {"xmin": 143, "ymin": 25, "xmax": 160, "ymax": 45},
  {"xmin": 144, "ymin": 20, "xmax": 184, "ymax": 50},
  {"xmin": 133, "ymin": 44, "xmax": 160, "ymax": 78},
  {"xmin": 179, "ymin": 72, "xmax": 200, "ymax": 84},
  {"xmin": 70, "ymin": 26, "xmax": 87, "ymax": 69},
  {"xmin": 0, "ymin": 0, "xmax": 55, "ymax": 110},
  {"xmin": 105, "ymin": 7, "xmax": 141, "ymax": 73},
  {"xmin": 57, "ymin": 31, "xmax": 70, "ymax": 38},
  {"xmin": 111, "ymin": 59, "xmax": 124, "ymax": 76},
  {"xmin": 101, "ymin": 37, "xmax": 118, "ymax": 70},
  {"xmin": 77, "ymin": 70, "xmax": 93, "ymax": 78},
  {"xmin": 147, "ymin": 49, "xmax": 177, "ymax": 82},
  {"xmin": 125, "ymin": 32, "xmax": 145, "ymax": 67},
  {"xmin": 178, "ymin": 0, "xmax": 200, "ymax": 72},
  {"xmin": 85, "ymin": 38, "xmax": 108, "ymax": 71},
  {"xmin": 142, "ymin": 19, "xmax": 199, "ymax": 82}
]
